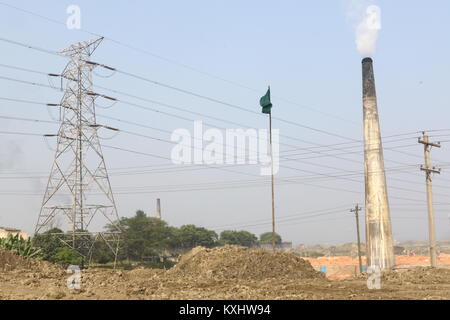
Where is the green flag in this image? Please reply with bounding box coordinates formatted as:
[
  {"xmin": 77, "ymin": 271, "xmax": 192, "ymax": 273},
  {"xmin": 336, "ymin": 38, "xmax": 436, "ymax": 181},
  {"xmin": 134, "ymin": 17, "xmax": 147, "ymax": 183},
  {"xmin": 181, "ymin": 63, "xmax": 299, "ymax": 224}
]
[{"xmin": 260, "ymin": 87, "xmax": 272, "ymax": 114}]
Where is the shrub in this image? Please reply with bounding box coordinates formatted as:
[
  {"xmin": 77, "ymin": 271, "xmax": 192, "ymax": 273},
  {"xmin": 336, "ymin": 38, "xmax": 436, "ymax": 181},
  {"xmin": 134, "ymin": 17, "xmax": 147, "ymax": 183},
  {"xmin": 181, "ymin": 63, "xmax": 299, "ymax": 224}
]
[{"xmin": 0, "ymin": 234, "xmax": 42, "ymax": 259}]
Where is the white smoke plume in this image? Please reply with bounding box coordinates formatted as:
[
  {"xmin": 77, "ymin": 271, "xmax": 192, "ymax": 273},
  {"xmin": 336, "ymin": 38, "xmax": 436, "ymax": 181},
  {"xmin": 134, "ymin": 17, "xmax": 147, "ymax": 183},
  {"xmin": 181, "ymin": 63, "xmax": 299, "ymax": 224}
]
[
  {"xmin": 348, "ymin": 2, "xmax": 382, "ymax": 57},
  {"xmin": 0, "ymin": 141, "xmax": 23, "ymax": 169}
]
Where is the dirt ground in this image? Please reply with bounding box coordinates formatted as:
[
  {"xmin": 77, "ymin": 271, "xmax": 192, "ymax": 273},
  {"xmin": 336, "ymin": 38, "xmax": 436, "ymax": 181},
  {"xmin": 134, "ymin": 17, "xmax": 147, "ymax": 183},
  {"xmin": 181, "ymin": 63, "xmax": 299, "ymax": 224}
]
[
  {"xmin": 304, "ymin": 254, "xmax": 450, "ymax": 280},
  {"xmin": 305, "ymin": 254, "xmax": 450, "ymax": 267},
  {"xmin": 1, "ymin": 246, "xmax": 450, "ymax": 300}
]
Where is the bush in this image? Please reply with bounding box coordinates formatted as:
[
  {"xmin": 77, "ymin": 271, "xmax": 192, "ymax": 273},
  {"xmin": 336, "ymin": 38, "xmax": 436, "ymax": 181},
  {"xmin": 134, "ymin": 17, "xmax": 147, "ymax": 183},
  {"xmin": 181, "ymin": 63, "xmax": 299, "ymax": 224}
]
[{"xmin": 54, "ymin": 247, "xmax": 81, "ymax": 266}]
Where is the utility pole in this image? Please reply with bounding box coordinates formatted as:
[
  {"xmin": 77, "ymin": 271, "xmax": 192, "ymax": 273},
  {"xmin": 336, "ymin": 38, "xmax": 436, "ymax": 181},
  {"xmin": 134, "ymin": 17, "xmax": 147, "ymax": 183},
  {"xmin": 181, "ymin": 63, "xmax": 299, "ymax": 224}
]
[
  {"xmin": 350, "ymin": 204, "xmax": 363, "ymax": 273},
  {"xmin": 419, "ymin": 132, "xmax": 441, "ymax": 267}
]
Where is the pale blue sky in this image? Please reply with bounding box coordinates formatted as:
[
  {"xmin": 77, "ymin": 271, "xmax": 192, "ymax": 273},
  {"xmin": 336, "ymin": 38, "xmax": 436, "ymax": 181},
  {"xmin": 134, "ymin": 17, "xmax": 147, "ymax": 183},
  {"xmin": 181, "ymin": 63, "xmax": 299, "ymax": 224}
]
[{"xmin": 0, "ymin": 1, "xmax": 449, "ymax": 245}]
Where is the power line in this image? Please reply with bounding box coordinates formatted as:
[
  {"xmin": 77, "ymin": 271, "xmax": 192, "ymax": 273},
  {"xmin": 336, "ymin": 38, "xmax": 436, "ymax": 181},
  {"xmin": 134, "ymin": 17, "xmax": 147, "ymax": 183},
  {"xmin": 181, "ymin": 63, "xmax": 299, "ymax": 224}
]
[
  {"xmin": 0, "ymin": 104, "xmax": 443, "ymax": 197},
  {"xmin": 0, "ymin": 62, "xmax": 50, "ymax": 75},
  {"xmin": 0, "ymin": 65, "xmax": 431, "ymax": 168},
  {"xmin": 0, "ymin": 1, "xmax": 362, "ymax": 126},
  {"xmin": 0, "ymin": 40, "xmax": 445, "ymax": 175},
  {"xmin": 208, "ymin": 207, "xmax": 450, "ymax": 232},
  {"xmin": 100, "ymin": 144, "xmax": 443, "ymax": 203},
  {"xmin": 0, "ymin": 59, "xmax": 422, "ymax": 153},
  {"xmin": 94, "ymin": 83, "xmax": 318, "ymax": 148},
  {"xmin": 0, "ymin": 75, "xmax": 56, "ymax": 90},
  {"xmin": 0, "ymin": 130, "xmax": 44, "ymax": 137},
  {"xmin": 110, "ymin": 67, "xmax": 359, "ymax": 142},
  {"xmin": 208, "ymin": 206, "xmax": 350, "ymax": 231},
  {"xmin": 280, "ymin": 131, "xmax": 423, "ymax": 154},
  {"xmin": 0, "ymin": 36, "xmax": 62, "ymax": 57},
  {"xmin": 0, "ymin": 62, "xmax": 361, "ymax": 156},
  {"xmin": 0, "ymin": 114, "xmax": 58, "ymax": 125},
  {"xmin": 0, "ymin": 73, "xmax": 320, "ymax": 151},
  {"xmin": 0, "ymin": 65, "xmax": 446, "ymax": 203},
  {"xmin": 0, "ymin": 96, "xmax": 53, "ymax": 105},
  {"xmin": 0, "ymin": 125, "xmax": 440, "ymax": 199},
  {"xmin": 0, "ymin": 37, "xmax": 358, "ymax": 143},
  {"xmin": 281, "ymin": 137, "xmax": 418, "ymax": 156},
  {"xmin": 0, "ymin": 164, "xmax": 429, "ymax": 194},
  {"xmin": 0, "ymin": 88, "xmax": 423, "ymax": 174}
]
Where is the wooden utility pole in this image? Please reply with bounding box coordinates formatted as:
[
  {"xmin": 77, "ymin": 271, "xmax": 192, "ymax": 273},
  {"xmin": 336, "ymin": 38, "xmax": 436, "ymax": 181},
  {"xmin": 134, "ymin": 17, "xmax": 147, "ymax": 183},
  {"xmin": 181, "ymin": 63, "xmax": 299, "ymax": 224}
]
[
  {"xmin": 269, "ymin": 112, "xmax": 276, "ymax": 252},
  {"xmin": 419, "ymin": 132, "xmax": 441, "ymax": 267},
  {"xmin": 350, "ymin": 204, "xmax": 363, "ymax": 273}
]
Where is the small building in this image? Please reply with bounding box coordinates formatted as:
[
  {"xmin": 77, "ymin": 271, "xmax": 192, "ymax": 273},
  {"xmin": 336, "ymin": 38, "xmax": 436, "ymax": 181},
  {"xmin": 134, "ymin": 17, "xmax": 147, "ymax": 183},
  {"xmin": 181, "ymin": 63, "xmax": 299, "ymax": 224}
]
[
  {"xmin": 258, "ymin": 242, "xmax": 293, "ymax": 252},
  {"xmin": 0, "ymin": 227, "xmax": 29, "ymax": 240}
]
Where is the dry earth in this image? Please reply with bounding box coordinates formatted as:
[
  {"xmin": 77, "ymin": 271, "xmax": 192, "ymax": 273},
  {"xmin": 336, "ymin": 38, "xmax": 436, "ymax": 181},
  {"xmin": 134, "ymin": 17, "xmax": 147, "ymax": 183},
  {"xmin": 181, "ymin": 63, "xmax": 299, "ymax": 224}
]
[
  {"xmin": 1, "ymin": 246, "xmax": 450, "ymax": 300},
  {"xmin": 305, "ymin": 254, "xmax": 450, "ymax": 267}
]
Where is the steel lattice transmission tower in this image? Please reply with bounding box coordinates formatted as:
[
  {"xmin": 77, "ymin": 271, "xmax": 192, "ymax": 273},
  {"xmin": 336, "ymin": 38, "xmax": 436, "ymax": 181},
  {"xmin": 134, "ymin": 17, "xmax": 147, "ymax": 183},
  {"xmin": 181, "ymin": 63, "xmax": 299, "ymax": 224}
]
[{"xmin": 35, "ymin": 37, "xmax": 121, "ymax": 263}]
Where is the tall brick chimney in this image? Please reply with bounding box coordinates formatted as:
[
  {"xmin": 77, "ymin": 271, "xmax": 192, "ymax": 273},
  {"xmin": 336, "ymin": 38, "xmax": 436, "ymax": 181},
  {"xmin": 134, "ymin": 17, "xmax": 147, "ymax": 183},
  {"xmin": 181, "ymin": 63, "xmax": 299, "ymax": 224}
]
[{"xmin": 362, "ymin": 57, "xmax": 395, "ymax": 270}]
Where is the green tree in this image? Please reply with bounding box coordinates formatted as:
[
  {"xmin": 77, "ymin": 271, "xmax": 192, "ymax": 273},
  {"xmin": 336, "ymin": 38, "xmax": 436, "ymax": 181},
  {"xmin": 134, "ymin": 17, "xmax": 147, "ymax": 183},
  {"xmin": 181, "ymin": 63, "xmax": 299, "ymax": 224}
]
[
  {"xmin": 33, "ymin": 228, "xmax": 94, "ymax": 264},
  {"xmin": 32, "ymin": 228, "xmax": 65, "ymax": 262},
  {"xmin": 177, "ymin": 225, "xmax": 218, "ymax": 249},
  {"xmin": 90, "ymin": 238, "xmax": 115, "ymax": 264},
  {"xmin": 111, "ymin": 210, "xmax": 178, "ymax": 261},
  {"xmin": 219, "ymin": 230, "xmax": 258, "ymax": 247},
  {"xmin": 54, "ymin": 247, "xmax": 81, "ymax": 266},
  {"xmin": 259, "ymin": 232, "xmax": 282, "ymax": 245}
]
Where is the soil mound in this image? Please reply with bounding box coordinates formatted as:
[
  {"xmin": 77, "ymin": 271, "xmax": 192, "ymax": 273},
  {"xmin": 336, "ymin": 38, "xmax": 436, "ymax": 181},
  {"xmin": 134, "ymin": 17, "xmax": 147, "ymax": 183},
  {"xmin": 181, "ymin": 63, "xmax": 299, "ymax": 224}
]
[
  {"xmin": 168, "ymin": 245, "xmax": 325, "ymax": 281},
  {"xmin": 0, "ymin": 249, "xmax": 33, "ymax": 271},
  {"xmin": 0, "ymin": 249, "xmax": 63, "ymax": 277},
  {"xmin": 383, "ymin": 267, "xmax": 450, "ymax": 285}
]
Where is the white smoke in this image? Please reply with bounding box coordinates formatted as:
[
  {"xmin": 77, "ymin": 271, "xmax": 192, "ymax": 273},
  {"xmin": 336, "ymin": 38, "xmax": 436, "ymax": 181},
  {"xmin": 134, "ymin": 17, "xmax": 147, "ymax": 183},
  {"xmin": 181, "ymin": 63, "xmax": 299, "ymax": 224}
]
[
  {"xmin": 0, "ymin": 141, "xmax": 23, "ymax": 169},
  {"xmin": 348, "ymin": 2, "xmax": 382, "ymax": 57}
]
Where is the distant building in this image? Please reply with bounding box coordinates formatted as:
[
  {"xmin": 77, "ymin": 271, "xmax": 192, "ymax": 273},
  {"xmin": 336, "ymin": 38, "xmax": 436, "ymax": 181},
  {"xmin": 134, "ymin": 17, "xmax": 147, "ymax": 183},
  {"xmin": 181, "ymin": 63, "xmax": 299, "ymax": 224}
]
[
  {"xmin": 258, "ymin": 242, "xmax": 293, "ymax": 252},
  {"xmin": 0, "ymin": 227, "xmax": 29, "ymax": 240}
]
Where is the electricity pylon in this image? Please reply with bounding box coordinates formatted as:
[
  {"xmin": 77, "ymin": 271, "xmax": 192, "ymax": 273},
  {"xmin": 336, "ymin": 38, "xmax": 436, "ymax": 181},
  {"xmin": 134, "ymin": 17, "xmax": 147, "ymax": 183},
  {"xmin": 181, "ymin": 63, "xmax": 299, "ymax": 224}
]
[{"xmin": 35, "ymin": 37, "xmax": 121, "ymax": 265}]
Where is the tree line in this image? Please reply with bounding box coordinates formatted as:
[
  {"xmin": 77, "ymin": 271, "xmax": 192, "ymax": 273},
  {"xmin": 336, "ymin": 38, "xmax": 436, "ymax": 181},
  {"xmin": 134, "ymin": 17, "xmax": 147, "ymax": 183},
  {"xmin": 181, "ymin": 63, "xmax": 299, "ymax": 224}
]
[{"xmin": 33, "ymin": 210, "xmax": 282, "ymax": 267}]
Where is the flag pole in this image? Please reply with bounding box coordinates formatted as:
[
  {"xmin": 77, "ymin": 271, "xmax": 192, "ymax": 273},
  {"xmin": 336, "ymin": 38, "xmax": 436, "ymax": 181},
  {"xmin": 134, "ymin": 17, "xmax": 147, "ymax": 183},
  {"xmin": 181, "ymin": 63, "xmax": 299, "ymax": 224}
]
[{"xmin": 269, "ymin": 111, "xmax": 276, "ymax": 252}]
